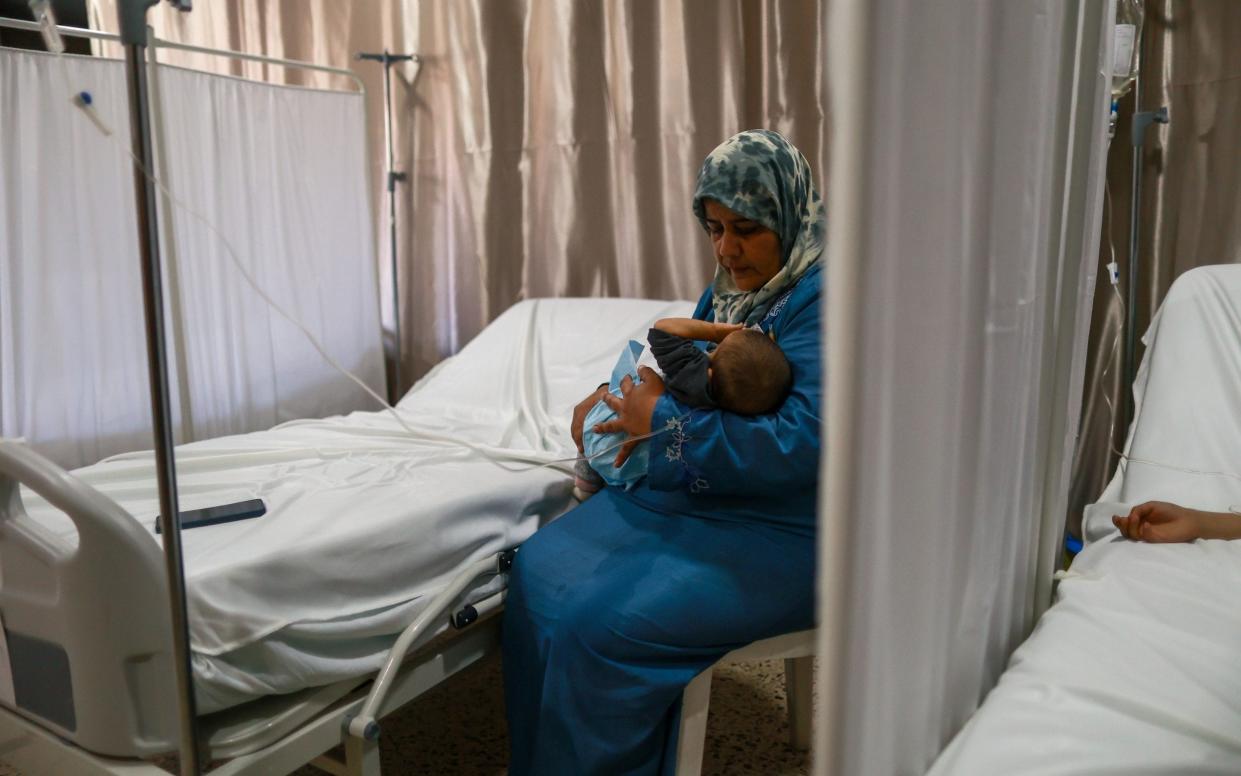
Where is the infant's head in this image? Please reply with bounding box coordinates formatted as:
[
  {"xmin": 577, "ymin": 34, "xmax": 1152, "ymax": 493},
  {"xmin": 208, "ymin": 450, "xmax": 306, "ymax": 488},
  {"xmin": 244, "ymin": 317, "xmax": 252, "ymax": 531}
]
[{"xmin": 708, "ymin": 329, "xmax": 792, "ymax": 415}]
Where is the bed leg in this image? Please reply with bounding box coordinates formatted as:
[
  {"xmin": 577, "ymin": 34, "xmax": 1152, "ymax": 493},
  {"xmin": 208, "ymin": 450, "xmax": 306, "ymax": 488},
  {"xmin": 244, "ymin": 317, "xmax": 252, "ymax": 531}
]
[{"xmin": 345, "ymin": 733, "xmax": 382, "ymax": 776}]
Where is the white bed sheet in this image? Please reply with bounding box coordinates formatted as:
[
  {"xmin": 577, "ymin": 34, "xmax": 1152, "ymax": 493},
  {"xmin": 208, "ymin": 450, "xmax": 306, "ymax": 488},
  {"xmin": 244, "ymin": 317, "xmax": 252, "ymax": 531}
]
[
  {"xmin": 20, "ymin": 297, "xmax": 693, "ymax": 713},
  {"xmin": 929, "ymin": 266, "xmax": 1241, "ymax": 775}
]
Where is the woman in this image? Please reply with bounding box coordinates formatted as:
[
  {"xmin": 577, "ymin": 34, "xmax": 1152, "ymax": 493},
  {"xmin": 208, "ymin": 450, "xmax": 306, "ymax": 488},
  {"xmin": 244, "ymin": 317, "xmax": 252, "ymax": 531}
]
[{"xmin": 502, "ymin": 129, "xmax": 825, "ymax": 775}]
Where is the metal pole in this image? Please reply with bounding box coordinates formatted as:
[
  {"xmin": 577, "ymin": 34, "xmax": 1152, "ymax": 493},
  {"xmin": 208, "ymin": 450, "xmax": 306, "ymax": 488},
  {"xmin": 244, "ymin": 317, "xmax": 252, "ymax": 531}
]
[
  {"xmin": 1124, "ymin": 98, "xmax": 1169, "ymax": 429},
  {"xmin": 383, "ymin": 53, "xmax": 402, "ymax": 398},
  {"xmin": 120, "ymin": 10, "xmax": 201, "ymax": 775},
  {"xmin": 356, "ymin": 50, "xmax": 416, "ymax": 401},
  {"xmin": 1123, "ymin": 73, "xmax": 1141, "ymax": 431},
  {"xmin": 0, "ymin": 19, "xmax": 366, "ymax": 91}
]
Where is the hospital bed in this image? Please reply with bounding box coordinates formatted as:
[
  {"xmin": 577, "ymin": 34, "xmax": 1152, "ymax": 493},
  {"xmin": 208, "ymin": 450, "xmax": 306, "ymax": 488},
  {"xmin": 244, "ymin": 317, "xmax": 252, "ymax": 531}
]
[
  {"xmin": 0, "ymin": 296, "xmax": 693, "ymax": 774},
  {"xmin": 927, "ymin": 265, "xmax": 1241, "ymax": 775}
]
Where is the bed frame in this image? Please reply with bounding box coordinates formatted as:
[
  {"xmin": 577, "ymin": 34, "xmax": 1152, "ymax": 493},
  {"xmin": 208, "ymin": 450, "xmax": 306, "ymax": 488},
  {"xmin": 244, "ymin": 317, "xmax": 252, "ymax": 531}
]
[{"xmin": 0, "ymin": 438, "xmax": 510, "ymax": 776}]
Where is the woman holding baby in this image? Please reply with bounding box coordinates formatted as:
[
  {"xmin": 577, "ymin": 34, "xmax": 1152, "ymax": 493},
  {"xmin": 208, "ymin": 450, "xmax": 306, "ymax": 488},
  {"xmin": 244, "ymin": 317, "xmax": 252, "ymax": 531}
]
[{"xmin": 502, "ymin": 129, "xmax": 825, "ymax": 775}]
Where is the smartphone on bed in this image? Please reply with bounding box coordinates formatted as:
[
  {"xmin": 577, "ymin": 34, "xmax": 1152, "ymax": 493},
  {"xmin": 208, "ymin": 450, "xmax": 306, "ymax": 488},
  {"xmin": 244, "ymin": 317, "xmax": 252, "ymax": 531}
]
[{"xmin": 154, "ymin": 499, "xmax": 267, "ymax": 533}]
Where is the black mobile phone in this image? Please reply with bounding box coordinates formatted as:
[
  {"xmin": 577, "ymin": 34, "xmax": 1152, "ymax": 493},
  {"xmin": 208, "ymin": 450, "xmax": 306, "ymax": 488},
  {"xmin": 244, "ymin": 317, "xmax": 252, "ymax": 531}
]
[{"xmin": 154, "ymin": 499, "xmax": 267, "ymax": 533}]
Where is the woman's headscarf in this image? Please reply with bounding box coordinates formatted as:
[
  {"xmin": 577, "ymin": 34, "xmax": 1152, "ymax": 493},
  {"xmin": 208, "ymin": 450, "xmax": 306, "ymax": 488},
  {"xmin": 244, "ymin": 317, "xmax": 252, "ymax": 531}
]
[{"xmin": 692, "ymin": 129, "xmax": 826, "ymax": 325}]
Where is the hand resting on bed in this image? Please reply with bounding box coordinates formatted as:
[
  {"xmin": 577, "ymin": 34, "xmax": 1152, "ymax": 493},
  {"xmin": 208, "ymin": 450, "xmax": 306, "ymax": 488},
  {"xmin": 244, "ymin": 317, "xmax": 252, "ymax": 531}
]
[{"xmin": 1113, "ymin": 501, "xmax": 1241, "ymax": 543}]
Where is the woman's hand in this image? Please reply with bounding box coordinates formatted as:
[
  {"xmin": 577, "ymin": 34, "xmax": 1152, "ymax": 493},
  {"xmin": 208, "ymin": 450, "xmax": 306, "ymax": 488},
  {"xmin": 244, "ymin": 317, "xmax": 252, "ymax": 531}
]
[
  {"xmin": 572, "ymin": 384, "xmax": 611, "ymax": 453},
  {"xmin": 592, "ymin": 366, "xmax": 665, "ymax": 466}
]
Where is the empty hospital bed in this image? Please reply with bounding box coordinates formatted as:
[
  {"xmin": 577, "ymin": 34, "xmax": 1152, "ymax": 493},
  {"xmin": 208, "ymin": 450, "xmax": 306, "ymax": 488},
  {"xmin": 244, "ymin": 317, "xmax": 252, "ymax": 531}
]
[
  {"xmin": 0, "ymin": 296, "xmax": 693, "ymax": 774},
  {"xmin": 928, "ymin": 265, "xmax": 1241, "ymax": 775}
]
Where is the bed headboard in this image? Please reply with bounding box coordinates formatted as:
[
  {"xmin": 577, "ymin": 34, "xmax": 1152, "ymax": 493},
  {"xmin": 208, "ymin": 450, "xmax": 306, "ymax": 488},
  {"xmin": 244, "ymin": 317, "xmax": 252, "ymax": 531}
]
[{"xmin": 0, "ymin": 440, "xmax": 178, "ymax": 756}]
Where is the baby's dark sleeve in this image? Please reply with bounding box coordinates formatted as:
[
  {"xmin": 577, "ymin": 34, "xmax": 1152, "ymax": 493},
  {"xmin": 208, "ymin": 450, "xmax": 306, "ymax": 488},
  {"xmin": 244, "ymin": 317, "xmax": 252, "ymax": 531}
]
[{"xmin": 647, "ymin": 328, "xmax": 714, "ymax": 408}]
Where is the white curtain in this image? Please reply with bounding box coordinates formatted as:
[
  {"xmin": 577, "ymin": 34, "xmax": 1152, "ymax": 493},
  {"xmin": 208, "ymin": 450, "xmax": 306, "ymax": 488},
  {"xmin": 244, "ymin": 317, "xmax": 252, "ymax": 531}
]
[
  {"xmin": 0, "ymin": 50, "xmax": 151, "ymax": 469},
  {"xmin": 148, "ymin": 64, "xmax": 384, "ymax": 440},
  {"xmin": 0, "ymin": 49, "xmax": 384, "ymax": 469},
  {"xmin": 818, "ymin": 1, "xmax": 1113, "ymax": 774}
]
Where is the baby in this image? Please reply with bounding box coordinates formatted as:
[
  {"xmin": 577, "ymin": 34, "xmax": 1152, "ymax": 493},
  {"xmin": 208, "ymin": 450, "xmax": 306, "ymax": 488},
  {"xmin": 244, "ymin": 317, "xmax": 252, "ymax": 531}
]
[{"xmin": 575, "ymin": 317, "xmax": 792, "ymax": 496}]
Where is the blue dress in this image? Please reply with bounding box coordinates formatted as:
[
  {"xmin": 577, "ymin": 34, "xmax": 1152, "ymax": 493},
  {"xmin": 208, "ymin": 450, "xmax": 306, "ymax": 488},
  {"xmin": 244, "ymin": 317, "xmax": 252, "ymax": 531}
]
[{"xmin": 502, "ymin": 263, "xmax": 821, "ymax": 775}]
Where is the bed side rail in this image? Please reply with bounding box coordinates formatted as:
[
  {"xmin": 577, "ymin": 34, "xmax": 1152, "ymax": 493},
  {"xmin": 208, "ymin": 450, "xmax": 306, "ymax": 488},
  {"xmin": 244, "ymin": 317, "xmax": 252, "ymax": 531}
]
[
  {"xmin": 346, "ymin": 550, "xmax": 514, "ymax": 742},
  {"xmin": 0, "ymin": 439, "xmax": 178, "ymax": 756}
]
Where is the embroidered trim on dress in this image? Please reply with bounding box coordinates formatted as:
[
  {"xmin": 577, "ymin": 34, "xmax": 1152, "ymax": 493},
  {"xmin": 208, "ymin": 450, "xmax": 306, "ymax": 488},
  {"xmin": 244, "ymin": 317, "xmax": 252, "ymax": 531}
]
[
  {"xmin": 663, "ymin": 415, "xmax": 710, "ymax": 493},
  {"xmin": 761, "ymin": 285, "xmax": 794, "ymax": 327}
]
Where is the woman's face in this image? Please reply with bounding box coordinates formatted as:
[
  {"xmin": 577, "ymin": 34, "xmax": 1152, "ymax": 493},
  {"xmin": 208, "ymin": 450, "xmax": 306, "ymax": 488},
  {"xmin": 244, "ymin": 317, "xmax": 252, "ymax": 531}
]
[{"xmin": 703, "ymin": 199, "xmax": 782, "ymax": 292}]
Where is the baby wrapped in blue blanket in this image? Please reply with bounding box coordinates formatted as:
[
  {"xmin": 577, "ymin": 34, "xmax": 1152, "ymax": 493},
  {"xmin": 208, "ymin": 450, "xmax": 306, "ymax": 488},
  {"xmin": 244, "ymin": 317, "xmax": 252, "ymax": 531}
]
[{"xmin": 576, "ymin": 317, "xmax": 792, "ymax": 496}]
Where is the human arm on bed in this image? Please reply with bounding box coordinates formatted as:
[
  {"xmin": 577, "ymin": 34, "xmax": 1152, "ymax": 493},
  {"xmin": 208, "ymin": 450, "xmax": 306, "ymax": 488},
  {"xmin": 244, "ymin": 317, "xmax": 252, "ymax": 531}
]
[{"xmin": 1113, "ymin": 501, "xmax": 1241, "ymax": 542}]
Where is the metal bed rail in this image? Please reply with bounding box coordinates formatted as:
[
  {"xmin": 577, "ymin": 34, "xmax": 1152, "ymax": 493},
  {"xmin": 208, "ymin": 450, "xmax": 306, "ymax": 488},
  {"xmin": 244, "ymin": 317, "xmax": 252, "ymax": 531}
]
[
  {"xmin": 0, "ymin": 17, "xmax": 365, "ymax": 93},
  {"xmin": 0, "ymin": 435, "xmax": 514, "ymax": 775},
  {"xmin": 0, "ymin": 614, "xmax": 502, "ymax": 776},
  {"xmin": 347, "ymin": 551, "xmax": 514, "ymax": 743}
]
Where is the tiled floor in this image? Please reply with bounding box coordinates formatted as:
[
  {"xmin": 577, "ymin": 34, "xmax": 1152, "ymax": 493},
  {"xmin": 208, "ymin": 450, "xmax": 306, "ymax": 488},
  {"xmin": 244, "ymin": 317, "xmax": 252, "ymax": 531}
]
[{"xmin": 1, "ymin": 656, "xmax": 812, "ymax": 775}]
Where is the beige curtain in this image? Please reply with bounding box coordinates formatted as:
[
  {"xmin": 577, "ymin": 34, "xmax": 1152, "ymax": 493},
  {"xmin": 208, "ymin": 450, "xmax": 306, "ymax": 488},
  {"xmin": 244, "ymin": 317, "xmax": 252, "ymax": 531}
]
[
  {"xmin": 88, "ymin": 1, "xmax": 827, "ymax": 394},
  {"xmin": 1068, "ymin": 0, "xmax": 1241, "ymax": 537}
]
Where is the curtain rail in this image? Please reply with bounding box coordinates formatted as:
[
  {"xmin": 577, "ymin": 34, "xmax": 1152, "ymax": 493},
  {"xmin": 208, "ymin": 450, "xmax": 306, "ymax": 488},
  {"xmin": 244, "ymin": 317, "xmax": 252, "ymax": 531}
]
[
  {"xmin": 0, "ymin": 16, "xmax": 117, "ymax": 41},
  {"xmin": 0, "ymin": 18, "xmax": 363, "ymax": 92}
]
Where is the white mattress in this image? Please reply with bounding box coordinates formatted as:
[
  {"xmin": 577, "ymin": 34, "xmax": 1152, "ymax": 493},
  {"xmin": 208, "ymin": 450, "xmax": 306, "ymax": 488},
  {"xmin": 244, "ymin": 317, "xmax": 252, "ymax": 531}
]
[
  {"xmin": 928, "ymin": 266, "xmax": 1241, "ymax": 775},
  {"xmin": 21, "ymin": 297, "xmax": 693, "ymax": 713}
]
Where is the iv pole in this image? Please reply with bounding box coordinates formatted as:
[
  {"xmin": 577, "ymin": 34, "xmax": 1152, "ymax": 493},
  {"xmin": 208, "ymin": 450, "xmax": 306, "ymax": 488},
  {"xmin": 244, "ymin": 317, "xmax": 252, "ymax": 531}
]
[
  {"xmin": 356, "ymin": 49, "xmax": 418, "ymax": 400},
  {"xmin": 116, "ymin": 1, "xmax": 201, "ymax": 774},
  {"xmin": 1122, "ymin": 94, "xmax": 1168, "ymax": 427}
]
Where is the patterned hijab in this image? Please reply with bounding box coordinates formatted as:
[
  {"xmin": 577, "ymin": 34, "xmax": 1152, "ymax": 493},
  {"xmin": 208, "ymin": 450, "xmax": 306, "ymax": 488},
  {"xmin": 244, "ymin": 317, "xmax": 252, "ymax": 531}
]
[{"xmin": 692, "ymin": 130, "xmax": 826, "ymax": 325}]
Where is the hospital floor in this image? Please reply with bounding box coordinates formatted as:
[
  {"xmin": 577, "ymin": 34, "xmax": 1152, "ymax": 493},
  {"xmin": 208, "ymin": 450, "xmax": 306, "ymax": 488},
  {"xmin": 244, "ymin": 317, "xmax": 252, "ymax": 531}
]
[
  {"xmin": 289, "ymin": 654, "xmax": 812, "ymax": 775},
  {"xmin": 0, "ymin": 656, "xmax": 811, "ymax": 775}
]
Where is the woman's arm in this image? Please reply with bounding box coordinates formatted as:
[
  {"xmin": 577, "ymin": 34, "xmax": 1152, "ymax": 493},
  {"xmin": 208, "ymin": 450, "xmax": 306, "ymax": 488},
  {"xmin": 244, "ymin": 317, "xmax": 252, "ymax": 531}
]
[
  {"xmin": 1112, "ymin": 501, "xmax": 1241, "ymax": 542},
  {"xmin": 643, "ymin": 299, "xmax": 820, "ymax": 497},
  {"xmin": 653, "ymin": 318, "xmax": 743, "ymax": 343}
]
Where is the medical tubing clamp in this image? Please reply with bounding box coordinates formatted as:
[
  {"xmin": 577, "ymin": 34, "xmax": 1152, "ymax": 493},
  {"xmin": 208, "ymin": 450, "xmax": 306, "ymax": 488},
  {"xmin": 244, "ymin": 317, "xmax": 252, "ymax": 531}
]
[{"xmin": 346, "ymin": 549, "xmax": 516, "ymax": 742}]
